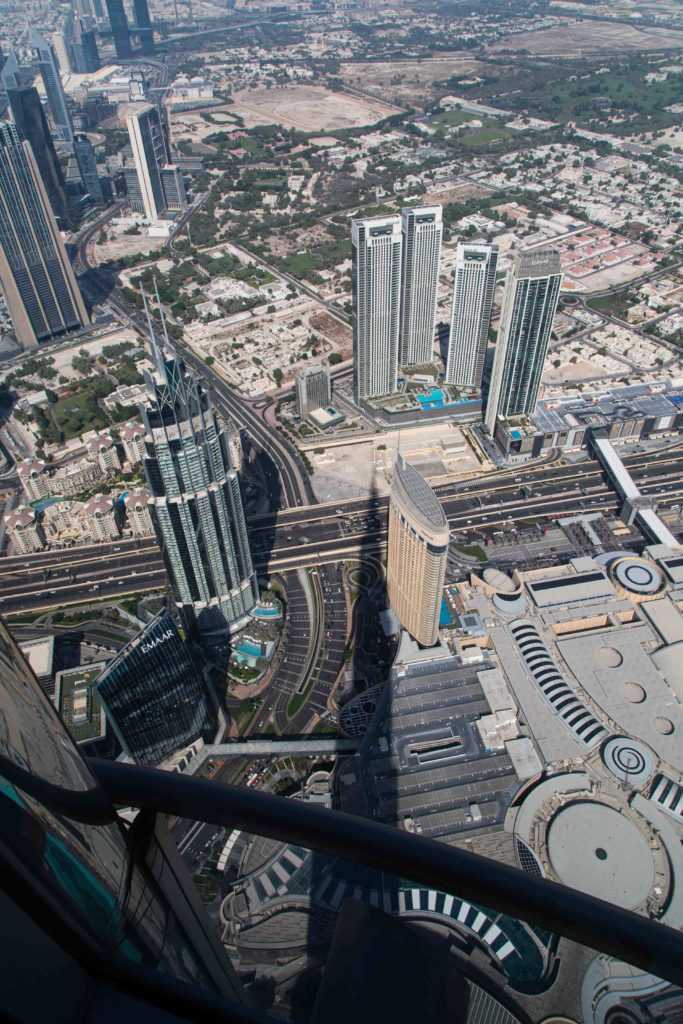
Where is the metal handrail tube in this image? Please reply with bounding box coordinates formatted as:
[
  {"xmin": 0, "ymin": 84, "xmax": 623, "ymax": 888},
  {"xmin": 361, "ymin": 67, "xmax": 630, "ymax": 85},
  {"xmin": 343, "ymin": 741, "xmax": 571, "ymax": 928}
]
[{"xmin": 90, "ymin": 759, "xmax": 683, "ymax": 988}]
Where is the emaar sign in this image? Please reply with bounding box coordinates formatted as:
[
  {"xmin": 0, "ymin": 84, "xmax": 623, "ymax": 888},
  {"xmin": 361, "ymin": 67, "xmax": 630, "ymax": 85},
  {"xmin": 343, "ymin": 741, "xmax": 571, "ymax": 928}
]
[{"xmin": 141, "ymin": 629, "xmax": 174, "ymax": 654}]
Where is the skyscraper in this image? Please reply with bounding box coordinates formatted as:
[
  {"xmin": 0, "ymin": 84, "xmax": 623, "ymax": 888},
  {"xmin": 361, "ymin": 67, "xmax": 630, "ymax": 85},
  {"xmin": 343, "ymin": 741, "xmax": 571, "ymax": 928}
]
[
  {"xmin": 125, "ymin": 104, "xmax": 168, "ymax": 220},
  {"xmin": 96, "ymin": 612, "xmax": 217, "ymax": 766},
  {"xmin": 445, "ymin": 242, "xmax": 498, "ymax": 390},
  {"xmin": 387, "ymin": 455, "xmax": 449, "ymax": 648},
  {"xmin": 485, "ymin": 249, "xmax": 562, "ymax": 433},
  {"xmin": 79, "ymin": 24, "xmax": 101, "ymax": 72},
  {"xmin": 141, "ymin": 297, "xmax": 258, "ymax": 639},
  {"xmin": 0, "ymin": 123, "xmax": 89, "ymax": 349},
  {"xmin": 0, "ymin": 50, "xmax": 21, "ymax": 92},
  {"xmin": 6, "ymin": 87, "xmax": 69, "ymax": 224},
  {"xmin": 28, "ymin": 29, "xmax": 73, "ymax": 146},
  {"xmin": 399, "ymin": 206, "xmax": 442, "ymax": 367},
  {"xmin": 133, "ymin": 0, "xmax": 155, "ymax": 55},
  {"xmin": 296, "ymin": 364, "xmax": 331, "ymax": 420},
  {"xmin": 106, "ymin": 0, "xmax": 133, "ymax": 59},
  {"xmin": 64, "ymin": 16, "xmax": 101, "ymax": 73},
  {"xmin": 73, "ymin": 132, "xmax": 104, "ymax": 204},
  {"xmin": 352, "ymin": 215, "xmax": 402, "ymax": 404}
]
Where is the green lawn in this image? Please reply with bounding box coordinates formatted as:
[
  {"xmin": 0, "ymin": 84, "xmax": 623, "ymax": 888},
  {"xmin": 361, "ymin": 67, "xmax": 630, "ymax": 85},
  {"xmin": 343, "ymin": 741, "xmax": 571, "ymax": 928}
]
[
  {"xmin": 587, "ymin": 290, "xmax": 635, "ymax": 320},
  {"xmin": 460, "ymin": 126, "xmax": 512, "ymax": 150},
  {"xmin": 430, "ymin": 108, "xmax": 479, "ymax": 128},
  {"xmin": 455, "ymin": 543, "xmax": 487, "ymax": 563},
  {"xmin": 51, "ymin": 391, "xmax": 108, "ymax": 438}
]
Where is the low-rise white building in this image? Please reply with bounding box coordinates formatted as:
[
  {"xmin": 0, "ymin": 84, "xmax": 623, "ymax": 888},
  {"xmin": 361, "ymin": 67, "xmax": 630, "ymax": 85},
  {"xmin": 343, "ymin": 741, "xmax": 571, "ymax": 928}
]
[{"xmin": 42, "ymin": 501, "xmax": 90, "ymax": 546}]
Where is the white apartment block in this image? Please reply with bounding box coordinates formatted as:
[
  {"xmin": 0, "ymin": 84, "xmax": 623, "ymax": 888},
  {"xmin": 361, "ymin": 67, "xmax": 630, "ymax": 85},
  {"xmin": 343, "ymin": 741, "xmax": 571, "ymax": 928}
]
[
  {"xmin": 86, "ymin": 433, "xmax": 121, "ymax": 475},
  {"xmin": 17, "ymin": 458, "xmax": 49, "ymax": 502},
  {"xmin": 50, "ymin": 459, "xmax": 102, "ymax": 498},
  {"xmin": 120, "ymin": 421, "xmax": 146, "ymax": 465},
  {"xmin": 41, "ymin": 501, "xmax": 90, "ymax": 546},
  {"xmin": 399, "ymin": 206, "xmax": 442, "ymax": 367},
  {"xmin": 83, "ymin": 494, "xmax": 119, "ymax": 542},
  {"xmin": 4, "ymin": 505, "xmax": 43, "ymax": 553},
  {"xmin": 352, "ymin": 215, "xmax": 402, "ymax": 403},
  {"xmin": 446, "ymin": 243, "xmax": 498, "ymax": 389},
  {"xmin": 124, "ymin": 487, "xmax": 154, "ymax": 537}
]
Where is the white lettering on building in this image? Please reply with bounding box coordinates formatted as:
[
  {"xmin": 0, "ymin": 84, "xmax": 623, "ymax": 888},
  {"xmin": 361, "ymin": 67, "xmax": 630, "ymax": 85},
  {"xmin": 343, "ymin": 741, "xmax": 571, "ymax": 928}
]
[{"xmin": 141, "ymin": 629, "xmax": 174, "ymax": 654}]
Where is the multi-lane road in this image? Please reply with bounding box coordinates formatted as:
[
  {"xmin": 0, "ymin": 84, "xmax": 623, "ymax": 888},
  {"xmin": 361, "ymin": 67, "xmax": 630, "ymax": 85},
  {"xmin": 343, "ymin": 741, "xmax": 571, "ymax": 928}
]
[{"xmin": 2, "ymin": 448, "xmax": 682, "ymax": 615}]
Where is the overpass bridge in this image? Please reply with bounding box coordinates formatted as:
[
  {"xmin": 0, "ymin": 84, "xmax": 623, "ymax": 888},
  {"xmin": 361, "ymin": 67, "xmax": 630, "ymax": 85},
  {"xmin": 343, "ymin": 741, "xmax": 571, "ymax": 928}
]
[
  {"xmin": 182, "ymin": 738, "xmax": 359, "ymax": 774},
  {"xmin": 591, "ymin": 434, "xmax": 680, "ymax": 548}
]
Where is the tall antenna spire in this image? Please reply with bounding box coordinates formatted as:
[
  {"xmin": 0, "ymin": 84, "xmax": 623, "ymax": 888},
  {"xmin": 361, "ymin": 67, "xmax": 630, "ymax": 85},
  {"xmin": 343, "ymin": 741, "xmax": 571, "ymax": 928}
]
[
  {"xmin": 154, "ymin": 278, "xmax": 175, "ymax": 353},
  {"xmin": 141, "ymin": 284, "xmax": 166, "ymax": 377}
]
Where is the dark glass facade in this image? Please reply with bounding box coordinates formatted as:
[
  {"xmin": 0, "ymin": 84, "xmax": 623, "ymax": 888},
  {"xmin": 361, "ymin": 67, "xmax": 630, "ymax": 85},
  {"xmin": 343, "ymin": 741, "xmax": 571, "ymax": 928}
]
[
  {"xmin": 0, "ymin": 123, "xmax": 88, "ymax": 348},
  {"xmin": 96, "ymin": 612, "xmax": 217, "ymax": 766},
  {"xmin": 133, "ymin": 0, "xmax": 155, "ymax": 55},
  {"xmin": 0, "ymin": 615, "xmax": 243, "ymax": 1017},
  {"xmin": 6, "ymin": 87, "xmax": 69, "ymax": 224},
  {"xmin": 106, "ymin": 0, "xmax": 133, "ymax": 59}
]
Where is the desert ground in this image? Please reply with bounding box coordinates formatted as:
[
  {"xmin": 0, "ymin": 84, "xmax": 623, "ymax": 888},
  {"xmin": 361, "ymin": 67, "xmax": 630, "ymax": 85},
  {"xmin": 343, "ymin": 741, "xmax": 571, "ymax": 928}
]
[
  {"xmin": 228, "ymin": 85, "xmax": 401, "ymax": 131},
  {"xmin": 489, "ymin": 20, "xmax": 683, "ymax": 54},
  {"xmin": 340, "ymin": 57, "xmax": 485, "ymax": 110}
]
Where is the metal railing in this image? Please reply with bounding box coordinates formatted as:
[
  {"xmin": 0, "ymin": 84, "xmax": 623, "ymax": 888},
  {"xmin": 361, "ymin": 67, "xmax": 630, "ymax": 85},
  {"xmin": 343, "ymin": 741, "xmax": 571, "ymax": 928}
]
[{"xmin": 86, "ymin": 758, "xmax": 683, "ymax": 990}]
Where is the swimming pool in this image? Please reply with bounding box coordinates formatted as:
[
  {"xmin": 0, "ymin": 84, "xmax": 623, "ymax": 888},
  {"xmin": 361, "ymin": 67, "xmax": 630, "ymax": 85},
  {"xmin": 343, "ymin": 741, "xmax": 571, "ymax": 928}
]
[
  {"xmin": 236, "ymin": 641, "xmax": 262, "ymax": 658},
  {"xmin": 417, "ymin": 389, "xmax": 445, "ymax": 409},
  {"xmin": 252, "ymin": 606, "xmax": 281, "ymax": 619},
  {"xmin": 439, "ymin": 599, "xmax": 454, "ymax": 627}
]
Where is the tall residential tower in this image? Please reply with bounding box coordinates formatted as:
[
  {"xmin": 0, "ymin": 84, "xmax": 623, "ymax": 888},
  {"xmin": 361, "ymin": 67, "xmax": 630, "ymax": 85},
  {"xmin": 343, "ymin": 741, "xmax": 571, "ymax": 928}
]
[
  {"xmin": 352, "ymin": 215, "xmax": 402, "ymax": 403},
  {"xmin": 399, "ymin": 206, "xmax": 442, "ymax": 367},
  {"xmin": 445, "ymin": 243, "xmax": 498, "ymax": 389},
  {"xmin": 0, "ymin": 123, "xmax": 88, "ymax": 348},
  {"xmin": 387, "ymin": 455, "xmax": 449, "ymax": 648},
  {"xmin": 140, "ymin": 299, "xmax": 258, "ymax": 640},
  {"xmin": 485, "ymin": 249, "xmax": 562, "ymax": 433}
]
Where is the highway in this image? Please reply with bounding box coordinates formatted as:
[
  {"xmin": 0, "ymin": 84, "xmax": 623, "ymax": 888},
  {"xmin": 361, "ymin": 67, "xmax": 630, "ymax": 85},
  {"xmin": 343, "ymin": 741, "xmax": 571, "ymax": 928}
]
[{"xmin": 2, "ymin": 451, "xmax": 682, "ymax": 615}]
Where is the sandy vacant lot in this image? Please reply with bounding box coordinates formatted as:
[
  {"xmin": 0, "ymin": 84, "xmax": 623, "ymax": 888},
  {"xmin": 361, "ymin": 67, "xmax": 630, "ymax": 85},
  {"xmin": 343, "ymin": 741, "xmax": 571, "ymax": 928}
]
[
  {"xmin": 490, "ymin": 21, "xmax": 683, "ymax": 53},
  {"xmin": 229, "ymin": 85, "xmax": 400, "ymax": 131},
  {"xmin": 340, "ymin": 57, "xmax": 484, "ymax": 110}
]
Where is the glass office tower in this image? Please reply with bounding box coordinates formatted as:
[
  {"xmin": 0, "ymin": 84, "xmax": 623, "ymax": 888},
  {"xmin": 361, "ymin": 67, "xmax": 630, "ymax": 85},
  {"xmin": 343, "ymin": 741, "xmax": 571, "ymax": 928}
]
[
  {"xmin": 140, "ymin": 300, "xmax": 258, "ymax": 640},
  {"xmin": 0, "ymin": 615, "xmax": 245, "ymax": 1019},
  {"xmin": 133, "ymin": 0, "xmax": 155, "ymax": 55},
  {"xmin": 28, "ymin": 28, "xmax": 73, "ymax": 146},
  {"xmin": 485, "ymin": 249, "xmax": 562, "ymax": 432},
  {"xmin": 125, "ymin": 104, "xmax": 168, "ymax": 220},
  {"xmin": 0, "ymin": 123, "xmax": 89, "ymax": 349},
  {"xmin": 6, "ymin": 86, "xmax": 69, "ymax": 224},
  {"xmin": 96, "ymin": 612, "xmax": 216, "ymax": 766},
  {"xmin": 106, "ymin": 0, "xmax": 133, "ymax": 59}
]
